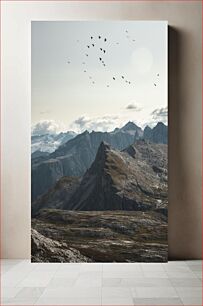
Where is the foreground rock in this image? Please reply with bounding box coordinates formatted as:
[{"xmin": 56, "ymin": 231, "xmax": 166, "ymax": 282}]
[
  {"xmin": 32, "ymin": 209, "xmax": 168, "ymax": 262},
  {"xmin": 31, "ymin": 228, "xmax": 91, "ymax": 262}
]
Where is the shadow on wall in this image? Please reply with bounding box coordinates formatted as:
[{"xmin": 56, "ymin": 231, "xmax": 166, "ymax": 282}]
[{"xmin": 168, "ymin": 26, "xmax": 202, "ymax": 260}]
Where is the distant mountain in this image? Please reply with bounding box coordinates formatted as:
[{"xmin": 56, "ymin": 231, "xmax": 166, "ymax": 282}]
[
  {"xmin": 31, "ymin": 122, "xmax": 143, "ymax": 201},
  {"xmin": 31, "ymin": 131, "xmax": 77, "ymax": 153},
  {"xmin": 144, "ymin": 122, "xmax": 168, "ymax": 144},
  {"xmin": 119, "ymin": 121, "xmax": 143, "ymax": 138},
  {"xmin": 63, "ymin": 140, "xmax": 167, "ymax": 212}
]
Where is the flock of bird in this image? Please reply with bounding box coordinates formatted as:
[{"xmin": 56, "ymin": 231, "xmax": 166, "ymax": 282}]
[{"xmin": 67, "ymin": 30, "xmax": 159, "ymax": 88}]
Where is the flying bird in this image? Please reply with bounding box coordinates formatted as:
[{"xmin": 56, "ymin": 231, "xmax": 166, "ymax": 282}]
[
  {"xmin": 157, "ymin": 73, "xmax": 159, "ymax": 76},
  {"xmin": 98, "ymin": 36, "xmax": 101, "ymax": 39},
  {"xmin": 85, "ymin": 54, "xmax": 88, "ymax": 57},
  {"xmin": 154, "ymin": 83, "xmax": 157, "ymax": 86},
  {"xmin": 84, "ymin": 70, "xmax": 87, "ymax": 73},
  {"xmin": 99, "ymin": 57, "xmax": 102, "ymax": 61},
  {"xmin": 87, "ymin": 45, "xmax": 90, "ymax": 48},
  {"xmin": 91, "ymin": 36, "xmax": 93, "ymax": 39},
  {"xmin": 113, "ymin": 77, "xmax": 115, "ymax": 80},
  {"xmin": 103, "ymin": 50, "xmax": 106, "ymax": 54},
  {"xmin": 104, "ymin": 38, "xmax": 107, "ymax": 42},
  {"xmin": 100, "ymin": 48, "xmax": 103, "ymax": 51},
  {"xmin": 122, "ymin": 76, "xmax": 124, "ymax": 79},
  {"xmin": 92, "ymin": 44, "xmax": 95, "ymax": 47}
]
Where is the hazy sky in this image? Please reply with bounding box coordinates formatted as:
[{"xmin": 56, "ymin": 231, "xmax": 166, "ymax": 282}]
[{"xmin": 32, "ymin": 21, "xmax": 167, "ymax": 135}]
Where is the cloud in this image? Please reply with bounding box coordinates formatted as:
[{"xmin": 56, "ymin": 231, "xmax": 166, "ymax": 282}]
[
  {"xmin": 126, "ymin": 104, "xmax": 142, "ymax": 111},
  {"xmin": 70, "ymin": 115, "xmax": 125, "ymax": 133},
  {"xmin": 32, "ymin": 120, "xmax": 65, "ymax": 136},
  {"xmin": 151, "ymin": 107, "xmax": 168, "ymax": 123}
]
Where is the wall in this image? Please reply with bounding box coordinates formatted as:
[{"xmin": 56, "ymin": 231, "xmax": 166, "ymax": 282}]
[{"xmin": 1, "ymin": 1, "xmax": 202, "ymax": 259}]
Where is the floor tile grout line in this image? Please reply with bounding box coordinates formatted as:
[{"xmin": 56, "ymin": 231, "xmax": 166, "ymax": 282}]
[
  {"xmin": 33, "ymin": 263, "xmax": 61, "ymax": 305},
  {"xmin": 101, "ymin": 264, "xmax": 103, "ymax": 305},
  {"xmin": 3, "ymin": 260, "xmax": 37, "ymax": 291}
]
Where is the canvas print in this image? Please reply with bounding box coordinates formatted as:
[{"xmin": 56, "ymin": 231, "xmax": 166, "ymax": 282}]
[{"xmin": 31, "ymin": 21, "xmax": 168, "ymax": 262}]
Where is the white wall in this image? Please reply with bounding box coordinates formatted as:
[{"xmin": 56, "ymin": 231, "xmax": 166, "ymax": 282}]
[{"xmin": 1, "ymin": 1, "xmax": 202, "ymax": 259}]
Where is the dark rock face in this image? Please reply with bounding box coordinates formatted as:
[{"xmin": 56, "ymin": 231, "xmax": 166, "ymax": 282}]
[
  {"xmin": 64, "ymin": 140, "xmax": 168, "ymax": 212},
  {"xmin": 143, "ymin": 125, "xmax": 152, "ymax": 141},
  {"xmin": 31, "ymin": 124, "xmax": 142, "ymax": 201},
  {"xmin": 32, "ymin": 176, "xmax": 80, "ymax": 217},
  {"xmin": 31, "ymin": 228, "xmax": 91, "ymax": 263},
  {"xmin": 32, "ymin": 210, "xmax": 168, "ymax": 262},
  {"xmin": 144, "ymin": 122, "xmax": 168, "ymax": 144},
  {"xmin": 32, "ymin": 159, "xmax": 64, "ymax": 201}
]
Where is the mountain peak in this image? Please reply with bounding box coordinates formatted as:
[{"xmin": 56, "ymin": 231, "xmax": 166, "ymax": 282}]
[
  {"xmin": 94, "ymin": 141, "xmax": 111, "ymax": 164},
  {"xmin": 64, "ymin": 139, "xmax": 167, "ymax": 212},
  {"xmin": 99, "ymin": 141, "xmax": 111, "ymax": 150},
  {"xmin": 156, "ymin": 122, "xmax": 166, "ymax": 128},
  {"xmin": 144, "ymin": 125, "xmax": 152, "ymax": 131},
  {"xmin": 121, "ymin": 121, "xmax": 140, "ymax": 131},
  {"xmin": 81, "ymin": 130, "xmax": 90, "ymax": 135}
]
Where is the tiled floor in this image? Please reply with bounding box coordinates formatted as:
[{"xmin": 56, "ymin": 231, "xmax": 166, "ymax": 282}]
[{"xmin": 1, "ymin": 260, "xmax": 202, "ymax": 305}]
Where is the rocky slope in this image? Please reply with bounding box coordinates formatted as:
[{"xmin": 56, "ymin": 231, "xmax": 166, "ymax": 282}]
[
  {"xmin": 64, "ymin": 140, "xmax": 167, "ymax": 213},
  {"xmin": 32, "ymin": 210, "xmax": 168, "ymax": 262},
  {"xmin": 31, "ymin": 228, "xmax": 91, "ymax": 262}
]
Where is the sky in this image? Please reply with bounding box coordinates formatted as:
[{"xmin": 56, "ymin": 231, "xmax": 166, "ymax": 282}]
[{"xmin": 32, "ymin": 21, "xmax": 168, "ymax": 135}]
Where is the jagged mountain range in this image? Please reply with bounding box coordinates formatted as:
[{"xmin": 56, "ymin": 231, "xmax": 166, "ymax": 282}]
[
  {"xmin": 32, "ymin": 121, "xmax": 168, "ymax": 201},
  {"xmin": 31, "ymin": 131, "xmax": 77, "ymax": 154},
  {"xmin": 32, "ymin": 139, "xmax": 167, "ymax": 215}
]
